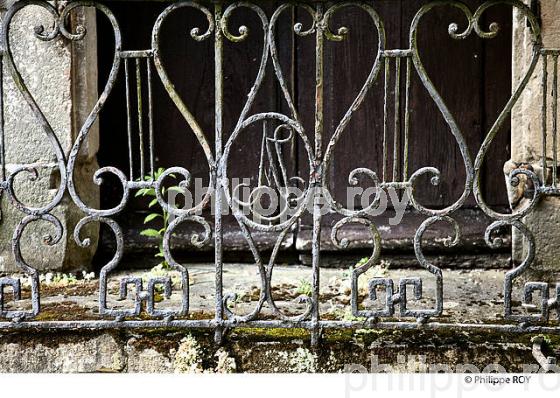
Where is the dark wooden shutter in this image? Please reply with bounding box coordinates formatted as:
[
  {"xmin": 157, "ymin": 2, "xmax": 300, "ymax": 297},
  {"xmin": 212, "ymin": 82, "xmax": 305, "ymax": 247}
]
[{"xmin": 96, "ymin": 1, "xmax": 512, "ymax": 265}]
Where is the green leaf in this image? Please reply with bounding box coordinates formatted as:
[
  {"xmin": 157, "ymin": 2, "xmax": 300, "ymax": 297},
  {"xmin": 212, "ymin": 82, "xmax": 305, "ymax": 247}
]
[
  {"xmin": 144, "ymin": 213, "xmax": 161, "ymax": 224},
  {"xmin": 148, "ymin": 198, "xmax": 159, "ymax": 208},
  {"xmin": 155, "ymin": 252, "xmax": 165, "ymax": 258},
  {"xmin": 140, "ymin": 229, "xmax": 161, "ymax": 238},
  {"xmin": 135, "ymin": 188, "xmax": 149, "ymax": 197},
  {"xmin": 155, "ymin": 168, "xmax": 165, "ymax": 178},
  {"xmin": 135, "ymin": 188, "xmax": 156, "ymax": 198}
]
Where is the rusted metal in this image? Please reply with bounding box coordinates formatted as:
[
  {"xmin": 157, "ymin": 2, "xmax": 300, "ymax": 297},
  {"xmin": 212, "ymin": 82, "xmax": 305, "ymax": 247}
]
[{"xmin": 0, "ymin": 0, "xmax": 558, "ymax": 346}]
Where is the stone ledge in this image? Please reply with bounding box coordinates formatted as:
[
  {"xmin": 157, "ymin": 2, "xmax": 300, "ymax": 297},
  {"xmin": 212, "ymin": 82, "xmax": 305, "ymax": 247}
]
[
  {"xmin": 1, "ymin": 264, "xmax": 557, "ymax": 323},
  {"xmin": 0, "ymin": 328, "xmax": 555, "ymax": 373},
  {"xmin": 0, "ymin": 264, "xmax": 558, "ymax": 372}
]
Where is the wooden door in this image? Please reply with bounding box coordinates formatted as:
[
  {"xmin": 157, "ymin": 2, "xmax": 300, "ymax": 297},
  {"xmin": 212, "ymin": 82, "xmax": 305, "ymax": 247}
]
[{"xmin": 96, "ymin": 1, "xmax": 512, "ymax": 265}]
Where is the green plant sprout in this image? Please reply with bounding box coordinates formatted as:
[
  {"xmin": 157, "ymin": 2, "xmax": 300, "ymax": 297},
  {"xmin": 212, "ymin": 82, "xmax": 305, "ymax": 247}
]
[
  {"xmin": 296, "ymin": 278, "xmax": 313, "ymax": 297},
  {"xmin": 136, "ymin": 167, "xmax": 184, "ymax": 270}
]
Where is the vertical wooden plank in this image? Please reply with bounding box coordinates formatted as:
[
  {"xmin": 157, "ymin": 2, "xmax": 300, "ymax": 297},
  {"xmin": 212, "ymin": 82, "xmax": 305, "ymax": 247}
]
[
  {"xmin": 273, "ymin": 1, "xmax": 298, "ymax": 194},
  {"xmin": 326, "ymin": 2, "xmax": 401, "ymax": 207},
  {"xmin": 403, "ymin": 0, "xmax": 483, "ymax": 208},
  {"xmin": 481, "ymin": 4, "xmax": 512, "ymax": 208},
  {"xmin": 296, "ymin": 1, "xmax": 401, "ymax": 229},
  {"xmin": 294, "ymin": 3, "xmax": 318, "ymax": 230}
]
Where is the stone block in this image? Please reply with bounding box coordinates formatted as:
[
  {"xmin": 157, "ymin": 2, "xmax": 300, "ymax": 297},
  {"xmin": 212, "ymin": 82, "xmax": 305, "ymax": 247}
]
[
  {"xmin": 0, "ymin": 333, "xmax": 125, "ymax": 372},
  {"xmin": 0, "ymin": 4, "xmax": 99, "ymax": 271},
  {"xmin": 511, "ymin": 1, "xmax": 560, "ymax": 272}
]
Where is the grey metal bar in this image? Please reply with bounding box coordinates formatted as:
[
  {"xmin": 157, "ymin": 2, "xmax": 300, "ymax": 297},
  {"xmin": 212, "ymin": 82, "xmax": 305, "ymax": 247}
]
[
  {"xmin": 393, "ymin": 56, "xmax": 401, "ymax": 182},
  {"xmin": 0, "ymin": 0, "xmax": 555, "ymax": 346},
  {"xmin": 120, "ymin": 50, "xmax": 153, "ymax": 58},
  {"xmin": 214, "ymin": 2, "xmax": 224, "ymax": 345},
  {"xmin": 0, "ymin": 319, "xmax": 559, "ymax": 337},
  {"xmin": 403, "ymin": 56, "xmax": 411, "ymax": 182},
  {"xmin": 124, "ymin": 58, "xmax": 134, "ymax": 180},
  {"xmin": 311, "ymin": 3, "xmax": 325, "ymax": 346},
  {"xmin": 136, "ymin": 58, "xmax": 145, "ymax": 178},
  {"xmin": 146, "ymin": 57, "xmax": 155, "ymax": 178},
  {"xmin": 382, "ymin": 56, "xmax": 389, "ymax": 183}
]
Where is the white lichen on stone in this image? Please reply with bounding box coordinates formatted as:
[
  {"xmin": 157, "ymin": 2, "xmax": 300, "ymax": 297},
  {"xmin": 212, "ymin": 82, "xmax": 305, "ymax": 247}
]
[
  {"xmin": 128, "ymin": 348, "xmax": 172, "ymax": 373},
  {"xmin": 278, "ymin": 348, "xmax": 317, "ymax": 373},
  {"xmin": 173, "ymin": 335, "xmax": 203, "ymax": 373},
  {"xmin": 214, "ymin": 348, "xmax": 236, "ymax": 373},
  {"xmin": 111, "ymin": 350, "xmax": 125, "ymax": 372}
]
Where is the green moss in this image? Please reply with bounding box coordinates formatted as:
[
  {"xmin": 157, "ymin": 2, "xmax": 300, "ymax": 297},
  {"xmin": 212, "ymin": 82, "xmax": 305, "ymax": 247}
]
[
  {"xmin": 34, "ymin": 302, "xmax": 93, "ymax": 322},
  {"xmin": 231, "ymin": 327, "xmax": 310, "ymax": 341}
]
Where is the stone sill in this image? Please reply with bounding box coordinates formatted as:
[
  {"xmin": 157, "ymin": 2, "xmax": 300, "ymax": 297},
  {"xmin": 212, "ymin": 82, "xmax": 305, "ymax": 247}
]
[
  {"xmin": 0, "ymin": 263, "xmax": 559, "ymax": 372},
  {"xmin": 0, "ymin": 327, "xmax": 554, "ymax": 373},
  {"xmin": 1, "ymin": 264, "xmax": 552, "ymax": 324}
]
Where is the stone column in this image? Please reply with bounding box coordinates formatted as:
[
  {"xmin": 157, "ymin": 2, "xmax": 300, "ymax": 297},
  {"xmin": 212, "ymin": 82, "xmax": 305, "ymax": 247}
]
[
  {"xmin": 0, "ymin": 4, "xmax": 99, "ymax": 272},
  {"xmin": 510, "ymin": 0, "xmax": 560, "ymax": 279}
]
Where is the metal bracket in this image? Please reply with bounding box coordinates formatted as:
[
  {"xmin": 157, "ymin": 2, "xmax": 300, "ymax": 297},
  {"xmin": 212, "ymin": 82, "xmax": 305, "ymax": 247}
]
[{"xmin": 532, "ymin": 336, "xmax": 558, "ymax": 372}]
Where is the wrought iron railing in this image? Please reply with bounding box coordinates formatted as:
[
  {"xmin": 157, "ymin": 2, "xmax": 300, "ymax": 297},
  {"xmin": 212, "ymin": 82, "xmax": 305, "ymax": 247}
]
[{"xmin": 0, "ymin": 0, "xmax": 558, "ymax": 346}]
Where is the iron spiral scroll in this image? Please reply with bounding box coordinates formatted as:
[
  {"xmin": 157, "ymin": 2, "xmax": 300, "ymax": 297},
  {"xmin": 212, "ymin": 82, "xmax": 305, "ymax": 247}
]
[{"xmin": 0, "ymin": 0, "xmax": 557, "ymax": 345}]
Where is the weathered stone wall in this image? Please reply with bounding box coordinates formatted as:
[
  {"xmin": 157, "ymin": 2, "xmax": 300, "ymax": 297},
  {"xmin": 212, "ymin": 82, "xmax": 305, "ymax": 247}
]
[
  {"xmin": 0, "ymin": 329, "xmax": 549, "ymax": 373},
  {"xmin": 511, "ymin": 1, "xmax": 560, "ymax": 275},
  {"xmin": 0, "ymin": 4, "xmax": 99, "ymax": 272}
]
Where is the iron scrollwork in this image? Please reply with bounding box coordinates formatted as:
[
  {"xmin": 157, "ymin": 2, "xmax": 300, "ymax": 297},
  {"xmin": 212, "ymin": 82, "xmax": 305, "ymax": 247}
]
[{"xmin": 0, "ymin": 0, "xmax": 557, "ymax": 345}]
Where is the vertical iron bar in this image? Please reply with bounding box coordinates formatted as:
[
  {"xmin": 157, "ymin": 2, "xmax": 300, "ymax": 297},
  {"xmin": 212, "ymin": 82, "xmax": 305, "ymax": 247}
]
[
  {"xmin": 382, "ymin": 57, "xmax": 389, "ymax": 183},
  {"xmin": 124, "ymin": 58, "xmax": 134, "ymax": 180},
  {"xmin": 542, "ymin": 54, "xmax": 548, "ymax": 185},
  {"xmin": 214, "ymin": 2, "xmax": 224, "ymax": 345},
  {"xmin": 553, "ymin": 54, "xmax": 558, "ymax": 188},
  {"xmin": 393, "ymin": 57, "xmax": 401, "ymax": 182},
  {"xmin": 258, "ymin": 122, "xmax": 267, "ymax": 186},
  {"xmin": 314, "ymin": 10, "xmax": 324, "ymax": 159},
  {"xmin": 146, "ymin": 57, "xmax": 155, "ymax": 178},
  {"xmin": 403, "ymin": 56, "xmax": 411, "ymax": 182},
  {"xmin": 136, "ymin": 58, "xmax": 145, "ymax": 178},
  {"xmin": 290, "ymin": 5, "xmax": 300, "ymax": 246},
  {"xmin": 311, "ymin": 4, "xmax": 324, "ymax": 346},
  {"xmin": 311, "ymin": 192, "xmax": 322, "ymax": 346}
]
